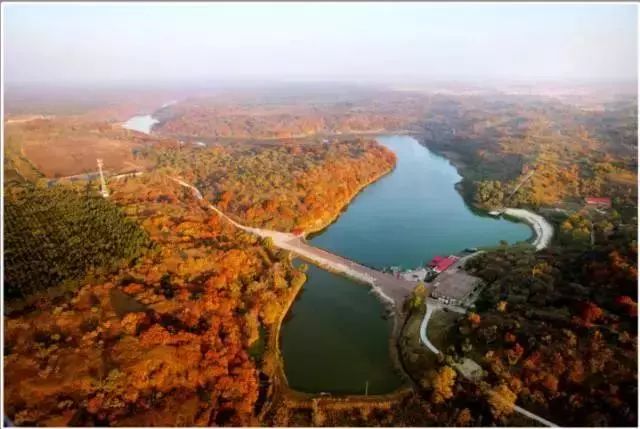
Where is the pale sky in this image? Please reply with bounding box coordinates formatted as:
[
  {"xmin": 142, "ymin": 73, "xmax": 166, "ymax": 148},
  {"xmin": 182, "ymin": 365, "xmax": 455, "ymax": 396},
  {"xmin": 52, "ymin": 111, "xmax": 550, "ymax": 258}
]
[{"xmin": 2, "ymin": 2, "xmax": 638, "ymax": 86}]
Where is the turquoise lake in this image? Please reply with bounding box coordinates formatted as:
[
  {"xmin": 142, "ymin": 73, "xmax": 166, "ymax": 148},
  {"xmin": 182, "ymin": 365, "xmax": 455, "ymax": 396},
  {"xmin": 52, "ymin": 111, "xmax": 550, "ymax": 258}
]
[
  {"xmin": 281, "ymin": 135, "xmax": 531, "ymax": 394},
  {"xmin": 309, "ymin": 135, "xmax": 531, "ymax": 269}
]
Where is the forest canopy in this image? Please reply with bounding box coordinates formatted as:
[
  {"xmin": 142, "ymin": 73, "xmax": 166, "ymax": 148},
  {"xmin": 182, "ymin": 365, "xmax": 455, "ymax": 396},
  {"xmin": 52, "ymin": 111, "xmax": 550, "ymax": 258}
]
[
  {"xmin": 4, "ymin": 186, "xmax": 150, "ymax": 299},
  {"xmin": 147, "ymin": 139, "xmax": 396, "ymax": 232}
]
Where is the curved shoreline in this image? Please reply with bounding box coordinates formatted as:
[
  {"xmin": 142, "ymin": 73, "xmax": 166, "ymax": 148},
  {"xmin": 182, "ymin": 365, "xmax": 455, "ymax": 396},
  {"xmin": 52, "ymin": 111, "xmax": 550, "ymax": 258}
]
[
  {"xmin": 503, "ymin": 208, "xmax": 554, "ymax": 250},
  {"xmin": 259, "ymin": 257, "xmax": 412, "ymax": 416},
  {"xmin": 170, "ymin": 172, "xmax": 412, "ymax": 402},
  {"xmin": 416, "ymin": 139, "xmax": 551, "ymax": 249},
  {"xmin": 302, "ymin": 162, "xmax": 396, "ymax": 238},
  {"xmin": 274, "ymin": 137, "xmax": 550, "ymax": 400}
]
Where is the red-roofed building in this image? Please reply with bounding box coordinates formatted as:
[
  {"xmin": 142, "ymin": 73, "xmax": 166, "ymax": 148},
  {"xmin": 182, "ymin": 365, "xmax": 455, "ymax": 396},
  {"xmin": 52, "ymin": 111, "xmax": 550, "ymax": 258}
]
[
  {"xmin": 428, "ymin": 255, "xmax": 459, "ymax": 273},
  {"xmin": 585, "ymin": 197, "xmax": 612, "ymax": 209}
]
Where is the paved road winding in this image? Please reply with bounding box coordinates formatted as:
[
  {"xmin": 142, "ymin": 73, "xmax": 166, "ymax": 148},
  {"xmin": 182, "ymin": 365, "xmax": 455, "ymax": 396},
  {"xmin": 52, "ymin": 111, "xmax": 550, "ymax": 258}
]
[
  {"xmin": 419, "ymin": 301, "xmax": 439, "ymax": 354},
  {"xmin": 171, "ymin": 177, "xmax": 417, "ymax": 308}
]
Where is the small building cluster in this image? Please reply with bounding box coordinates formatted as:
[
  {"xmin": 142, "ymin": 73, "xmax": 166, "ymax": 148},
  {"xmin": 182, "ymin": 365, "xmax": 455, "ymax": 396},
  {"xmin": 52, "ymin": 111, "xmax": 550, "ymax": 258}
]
[
  {"xmin": 428, "ymin": 255, "xmax": 459, "ymax": 273},
  {"xmin": 425, "ymin": 253, "xmax": 484, "ymax": 307},
  {"xmin": 388, "ymin": 251, "xmax": 484, "ymax": 307},
  {"xmin": 393, "ymin": 255, "xmax": 460, "ymax": 282},
  {"xmin": 430, "ymin": 270, "xmax": 481, "ymax": 307}
]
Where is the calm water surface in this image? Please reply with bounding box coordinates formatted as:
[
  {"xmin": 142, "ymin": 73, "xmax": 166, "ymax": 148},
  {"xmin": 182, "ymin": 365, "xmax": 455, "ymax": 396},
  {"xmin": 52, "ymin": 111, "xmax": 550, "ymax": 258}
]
[
  {"xmin": 282, "ymin": 263, "xmax": 402, "ymax": 394},
  {"xmin": 281, "ymin": 135, "xmax": 531, "ymax": 394},
  {"xmin": 310, "ymin": 135, "xmax": 531, "ymax": 269}
]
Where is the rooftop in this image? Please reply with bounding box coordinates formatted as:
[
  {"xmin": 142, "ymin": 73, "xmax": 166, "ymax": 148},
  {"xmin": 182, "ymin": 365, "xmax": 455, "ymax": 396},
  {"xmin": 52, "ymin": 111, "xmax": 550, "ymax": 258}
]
[
  {"xmin": 431, "ymin": 268, "xmax": 481, "ymax": 300},
  {"xmin": 428, "ymin": 255, "xmax": 459, "ymax": 272}
]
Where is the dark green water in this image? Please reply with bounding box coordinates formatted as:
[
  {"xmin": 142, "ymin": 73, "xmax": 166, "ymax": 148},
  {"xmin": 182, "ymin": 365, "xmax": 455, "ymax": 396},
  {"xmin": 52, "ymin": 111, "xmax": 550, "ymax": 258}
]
[
  {"xmin": 281, "ymin": 263, "xmax": 402, "ymax": 394},
  {"xmin": 281, "ymin": 135, "xmax": 532, "ymax": 394}
]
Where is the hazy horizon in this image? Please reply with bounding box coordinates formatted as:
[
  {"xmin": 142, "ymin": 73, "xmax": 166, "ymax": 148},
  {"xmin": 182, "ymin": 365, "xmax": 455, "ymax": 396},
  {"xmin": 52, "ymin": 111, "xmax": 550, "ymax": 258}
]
[{"xmin": 3, "ymin": 2, "xmax": 638, "ymax": 86}]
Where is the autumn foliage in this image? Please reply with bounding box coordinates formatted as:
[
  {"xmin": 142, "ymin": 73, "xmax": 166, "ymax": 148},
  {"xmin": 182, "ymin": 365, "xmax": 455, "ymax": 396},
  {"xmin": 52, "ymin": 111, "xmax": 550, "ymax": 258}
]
[
  {"xmin": 4, "ymin": 174, "xmax": 305, "ymax": 426},
  {"xmin": 148, "ymin": 139, "xmax": 396, "ymax": 232},
  {"xmin": 429, "ymin": 366, "xmax": 457, "ymax": 404},
  {"xmin": 153, "ymin": 97, "xmax": 411, "ymax": 140},
  {"xmin": 459, "ymin": 234, "xmax": 638, "ymax": 426}
]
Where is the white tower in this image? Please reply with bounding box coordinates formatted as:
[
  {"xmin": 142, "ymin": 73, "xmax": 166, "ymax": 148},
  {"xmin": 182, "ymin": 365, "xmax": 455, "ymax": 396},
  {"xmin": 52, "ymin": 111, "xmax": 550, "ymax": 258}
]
[{"xmin": 97, "ymin": 158, "xmax": 109, "ymax": 198}]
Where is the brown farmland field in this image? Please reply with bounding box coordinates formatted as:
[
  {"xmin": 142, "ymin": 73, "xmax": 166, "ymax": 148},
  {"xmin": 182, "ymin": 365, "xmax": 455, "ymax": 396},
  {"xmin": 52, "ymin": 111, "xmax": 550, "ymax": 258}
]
[{"xmin": 5, "ymin": 118, "xmax": 166, "ymax": 177}]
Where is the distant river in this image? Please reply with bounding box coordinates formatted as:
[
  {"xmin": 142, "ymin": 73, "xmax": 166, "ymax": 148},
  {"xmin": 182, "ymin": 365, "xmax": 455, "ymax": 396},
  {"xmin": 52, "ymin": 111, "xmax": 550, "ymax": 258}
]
[
  {"xmin": 122, "ymin": 100, "xmax": 177, "ymax": 134},
  {"xmin": 122, "ymin": 114, "xmax": 158, "ymax": 134},
  {"xmin": 281, "ymin": 135, "xmax": 531, "ymax": 395}
]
